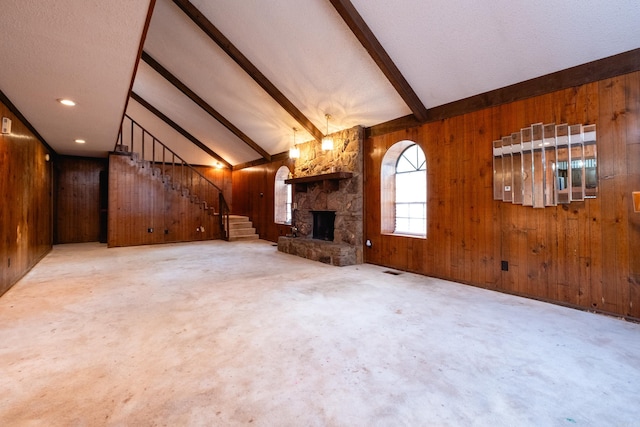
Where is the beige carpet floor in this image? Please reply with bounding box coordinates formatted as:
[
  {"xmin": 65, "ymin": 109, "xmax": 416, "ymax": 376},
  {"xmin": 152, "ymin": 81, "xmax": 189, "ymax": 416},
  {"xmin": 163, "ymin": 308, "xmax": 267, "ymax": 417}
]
[{"xmin": 0, "ymin": 240, "xmax": 638, "ymax": 426}]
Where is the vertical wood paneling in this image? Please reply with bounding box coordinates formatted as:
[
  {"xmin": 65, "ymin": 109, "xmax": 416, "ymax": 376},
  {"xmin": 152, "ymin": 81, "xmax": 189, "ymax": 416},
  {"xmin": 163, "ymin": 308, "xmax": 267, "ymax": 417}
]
[
  {"xmin": 232, "ymin": 158, "xmax": 295, "ymax": 242},
  {"xmin": 364, "ymin": 71, "xmax": 640, "ymax": 320},
  {"xmin": 598, "ymin": 76, "xmax": 630, "ymax": 314},
  {"xmin": 107, "ymin": 154, "xmax": 225, "ymax": 247},
  {"xmin": 55, "ymin": 156, "xmax": 107, "ymax": 243},
  {"xmin": 625, "ymin": 73, "xmax": 640, "ymax": 318},
  {"xmin": 0, "ymin": 100, "xmax": 53, "ymax": 296}
]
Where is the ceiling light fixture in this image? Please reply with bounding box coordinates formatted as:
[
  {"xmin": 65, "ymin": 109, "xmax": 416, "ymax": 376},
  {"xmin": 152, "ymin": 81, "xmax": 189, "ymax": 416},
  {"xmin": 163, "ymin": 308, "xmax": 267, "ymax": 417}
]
[
  {"xmin": 289, "ymin": 127, "xmax": 300, "ymax": 159},
  {"xmin": 58, "ymin": 98, "xmax": 76, "ymax": 106},
  {"xmin": 322, "ymin": 114, "xmax": 334, "ymax": 151},
  {"xmin": 75, "ymin": 139, "xmax": 85, "ymax": 144}
]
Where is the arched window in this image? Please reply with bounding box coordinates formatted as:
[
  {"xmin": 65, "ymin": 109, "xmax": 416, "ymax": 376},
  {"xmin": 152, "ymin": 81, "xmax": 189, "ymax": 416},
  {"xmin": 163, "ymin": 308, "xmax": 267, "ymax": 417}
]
[
  {"xmin": 274, "ymin": 166, "xmax": 292, "ymax": 225},
  {"xmin": 381, "ymin": 141, "xmax": 426, "ymax": 237}
]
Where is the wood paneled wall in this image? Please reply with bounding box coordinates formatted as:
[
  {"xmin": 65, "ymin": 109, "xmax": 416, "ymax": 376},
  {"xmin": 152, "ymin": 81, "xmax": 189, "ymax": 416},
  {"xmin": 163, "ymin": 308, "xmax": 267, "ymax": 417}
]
[
  {"xmin": 0, "ymin": 100, "xmax": 53, "ymax": 296},
  {"xmin": 107, "ymin": 154, "xmax": 231, "ymax": 247},
  {"xmin": 55, "ymin": 156, "xmax": 107, "ymax": 244},
  {"xmin": 364, "ymin": 71, "xmax": 640, "ymax": 320},
  {"xmin": 232, "ymin": 157, "xmax": 294, "ymax": 242}
]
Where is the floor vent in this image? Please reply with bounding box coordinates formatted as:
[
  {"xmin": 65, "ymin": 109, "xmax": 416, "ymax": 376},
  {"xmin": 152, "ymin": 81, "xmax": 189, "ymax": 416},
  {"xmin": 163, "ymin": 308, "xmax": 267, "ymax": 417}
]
[{"xmin": 383, "ymin": 270, "xmax": 402, "ymax": 275}]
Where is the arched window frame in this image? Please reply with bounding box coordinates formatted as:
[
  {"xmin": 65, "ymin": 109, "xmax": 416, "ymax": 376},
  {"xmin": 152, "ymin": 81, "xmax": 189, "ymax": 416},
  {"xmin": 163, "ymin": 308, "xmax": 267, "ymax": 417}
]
[
  {"xmin": 381, "ymin": 141, "xmax": 427, "ymax": 238},
  {"xmin": 274, "ymin": 166, "xmax": 292, "ymax": 225}
]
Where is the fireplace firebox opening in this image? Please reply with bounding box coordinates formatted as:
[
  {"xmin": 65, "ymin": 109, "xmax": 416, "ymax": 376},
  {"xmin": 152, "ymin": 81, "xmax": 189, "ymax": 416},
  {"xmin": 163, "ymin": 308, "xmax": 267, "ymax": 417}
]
[{"xmin": 311, "ymin": 210, "xmax": 335, "ymax": 241}]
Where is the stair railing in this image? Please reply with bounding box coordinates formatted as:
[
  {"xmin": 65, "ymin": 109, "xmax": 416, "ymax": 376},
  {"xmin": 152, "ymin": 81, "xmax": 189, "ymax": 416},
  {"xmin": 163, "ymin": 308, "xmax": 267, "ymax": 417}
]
[{"xmin": 116, "ymin": 114, "xmax": 230, "ymax": 240}]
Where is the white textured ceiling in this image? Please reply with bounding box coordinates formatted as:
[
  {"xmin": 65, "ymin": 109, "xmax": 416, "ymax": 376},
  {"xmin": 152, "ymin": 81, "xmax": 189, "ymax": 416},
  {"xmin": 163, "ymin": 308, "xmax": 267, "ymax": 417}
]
[
  {"xmin": 131, "ymin": 62, "xmax": 260, "ymax": 166},
  {"xmin": 0, "ymin": 0, "xmax": 151, "ymax": 157},
  {"xmin": 1, "ymin": 0, "xmax": 639, "ymax": 166},
  {"xmin": 351, "ymin": 0, "xmax": 640, "ymax": 108}
]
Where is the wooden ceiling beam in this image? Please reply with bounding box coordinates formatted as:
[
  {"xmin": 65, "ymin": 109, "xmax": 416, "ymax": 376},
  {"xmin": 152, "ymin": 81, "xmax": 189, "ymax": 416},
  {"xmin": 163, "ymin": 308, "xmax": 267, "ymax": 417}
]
[
  {"xmin": 117, "ymin": 0, "xmax": 156, "ymax": 151},
  {"xmin": 130, "ymin": 92, "xmax": 232, "ymax": 169},
  {"xmin": 142, "ymin": 51, "xmax": 271, "ymax": 162},
  {"xmin": 172, "ymin": 0, "xmax": 325, "ymax": 143},
  {"xmin": 232, "ymin": 151, "xmax": 290, "ymax": 172},
  {"xmin": 329, "ymin": 0, "xmax": 428, "ymax": 122}
]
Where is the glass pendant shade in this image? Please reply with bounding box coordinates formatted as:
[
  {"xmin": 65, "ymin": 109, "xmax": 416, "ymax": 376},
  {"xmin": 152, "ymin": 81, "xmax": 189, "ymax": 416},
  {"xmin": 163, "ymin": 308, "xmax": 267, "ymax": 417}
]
[
  {"xmin": 289, "ymin": 127, "xmax": 300, "ymax": 158},
  {"xmin": 321, "ymin": 137, "xmax": 334, "ymax": 151},
  {"xmin": 322, "ymin": 114, "xmax": 333, "ymax": 150}
]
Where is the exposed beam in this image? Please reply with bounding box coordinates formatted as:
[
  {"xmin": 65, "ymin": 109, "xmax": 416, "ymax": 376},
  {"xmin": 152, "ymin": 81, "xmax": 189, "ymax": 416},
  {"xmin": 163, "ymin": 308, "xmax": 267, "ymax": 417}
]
[
  {"xmin": 172, "ymin": 0, "xmax": 325, "ymax": 143},
  {"xmin": 329, "ymin": 0, "xmax": 428, "ymax": 122},
  {"xmin": 142, "ymin": 51, "xmax": 271, "ymax": 162},
  {"xmin": 130, "ymin": 92, "xmax": 232, "ymax": 169},
  {"xmin": 232, "ymin": 151, "xmax": 290, "ymax": 171},
  {"xmin": 366, "ymin": 47, "xmax": 640, "ymax": 138},
  {"xmin": 117, "ymin": 0, "xmax": 157, "ymax": 151}
]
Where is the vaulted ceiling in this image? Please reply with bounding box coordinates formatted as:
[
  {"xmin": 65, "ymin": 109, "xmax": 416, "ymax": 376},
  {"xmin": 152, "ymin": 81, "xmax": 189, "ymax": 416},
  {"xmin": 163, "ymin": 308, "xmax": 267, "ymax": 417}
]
[{"xmin": 1, "ymin": 0, "xmax": 639, "ymax": 168}]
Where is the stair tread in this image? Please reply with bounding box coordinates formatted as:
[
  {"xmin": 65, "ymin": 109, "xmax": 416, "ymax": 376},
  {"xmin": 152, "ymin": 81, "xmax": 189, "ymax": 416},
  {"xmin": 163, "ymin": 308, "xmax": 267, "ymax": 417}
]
[
  {"xmin": 229, "ymin": 228, "xmax": 257, "ymax": 236},
  {"xmin": 229, "ymin": 222, "xmax": 253, "ymax": 229},
  {"xmin": 228, "ymin": 234, "xmax": 259, "ymax": 242}
]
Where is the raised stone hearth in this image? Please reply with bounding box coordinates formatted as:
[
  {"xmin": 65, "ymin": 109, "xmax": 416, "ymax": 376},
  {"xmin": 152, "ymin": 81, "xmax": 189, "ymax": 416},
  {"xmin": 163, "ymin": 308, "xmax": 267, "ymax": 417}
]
[
  {"xmin": 277, "ymin": 126, "xmax": 363, "ymax": 266},
  {"xmin": 277, "ymin": 237, "xmax": 358, "ymax": 266}
]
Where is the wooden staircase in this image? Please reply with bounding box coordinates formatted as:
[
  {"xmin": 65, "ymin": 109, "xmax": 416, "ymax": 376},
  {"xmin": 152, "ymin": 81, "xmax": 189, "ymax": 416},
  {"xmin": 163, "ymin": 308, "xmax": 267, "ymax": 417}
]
[
  {"xmin": 227, "ymin": 215, "xmax": 259, "ymax": 241},
  {"xmin": 110, "ymin": 115, "xmax": 232, "ymax": 246}
]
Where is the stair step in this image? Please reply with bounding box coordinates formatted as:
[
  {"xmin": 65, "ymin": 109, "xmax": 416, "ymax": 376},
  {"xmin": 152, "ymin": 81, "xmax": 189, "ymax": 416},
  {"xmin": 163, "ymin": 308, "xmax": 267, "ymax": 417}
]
[
  {"xmin": 229, "ymin": 221, "xmax": 253, "ymax": 230},
  {"xmin": 229, "ymin": 235, "xmax": 258, "ymax": 242},
  {"xmin": 228, "ymin": 234, "xmax": 260, "ymax": 242},
  {"xmin": 224, "ymin": 215, "xmax": 259, "ymax": 241},
  {"xmin": 229, "ymin": 227, "xmax": 257, "ymax": 236}
]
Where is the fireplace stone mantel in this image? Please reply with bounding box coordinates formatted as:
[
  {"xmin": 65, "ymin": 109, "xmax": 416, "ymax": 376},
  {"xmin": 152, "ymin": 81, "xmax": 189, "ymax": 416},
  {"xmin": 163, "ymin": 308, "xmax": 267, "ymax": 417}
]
[{"xmin": 285, "ymin": 171, "xmax": 353, "ymax": 192}]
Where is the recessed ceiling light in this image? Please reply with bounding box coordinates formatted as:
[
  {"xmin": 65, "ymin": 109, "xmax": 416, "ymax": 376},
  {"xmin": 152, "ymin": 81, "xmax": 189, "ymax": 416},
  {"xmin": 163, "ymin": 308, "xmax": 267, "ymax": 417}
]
[
  {"xmin": 75, "ymin": 139, "xmax": 86, "ymax": 144},
  {"xmin": 58, "ymin": 98, "xmax": 76, "ymax": 106}
]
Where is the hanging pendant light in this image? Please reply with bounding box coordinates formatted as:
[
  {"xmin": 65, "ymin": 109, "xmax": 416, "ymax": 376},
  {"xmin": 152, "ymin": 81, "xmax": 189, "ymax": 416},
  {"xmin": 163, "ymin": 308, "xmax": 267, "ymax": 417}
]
[
  {"xmin": 322, "ymin": 114, "xmax": 334, "ymax": 151},
  {"xmin": 289, "ymin": 127, "xmax": 300, "ymax": 159}
]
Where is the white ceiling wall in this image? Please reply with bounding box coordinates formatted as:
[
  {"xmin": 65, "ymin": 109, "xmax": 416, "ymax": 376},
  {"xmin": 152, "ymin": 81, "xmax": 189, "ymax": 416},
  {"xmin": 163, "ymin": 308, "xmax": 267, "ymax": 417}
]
[
  {"xmin": 1, "ymin": 0, "xmax": 639, "ymax": 166},
  {"xmin": 351, "ymin": 0, "xmax": 640, "ymax": 107},
  {"xmin": 0, "ymin": 0, "xmax": 152, "ymax": 157},
  {"xmin": 131, "ymin": 62, "xmax": 260, "ymax": 166},
  {"xmin": 188, "ymin": 0, "xmax": 412, "ymax": 130}
]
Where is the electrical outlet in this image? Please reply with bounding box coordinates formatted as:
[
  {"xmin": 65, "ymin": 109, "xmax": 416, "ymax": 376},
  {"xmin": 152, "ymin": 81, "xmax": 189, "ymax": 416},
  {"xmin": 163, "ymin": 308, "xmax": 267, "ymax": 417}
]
[{"xmin": 501, "ymin": 260, "xmax": 509, "ymax": 271}]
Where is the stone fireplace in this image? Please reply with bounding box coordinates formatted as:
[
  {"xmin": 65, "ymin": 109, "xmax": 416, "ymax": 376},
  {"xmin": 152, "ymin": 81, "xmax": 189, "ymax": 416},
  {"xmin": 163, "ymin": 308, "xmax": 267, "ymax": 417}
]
[{"xmin": 277, "ymin": 126, "xmax": 363, "ymax": 266}]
